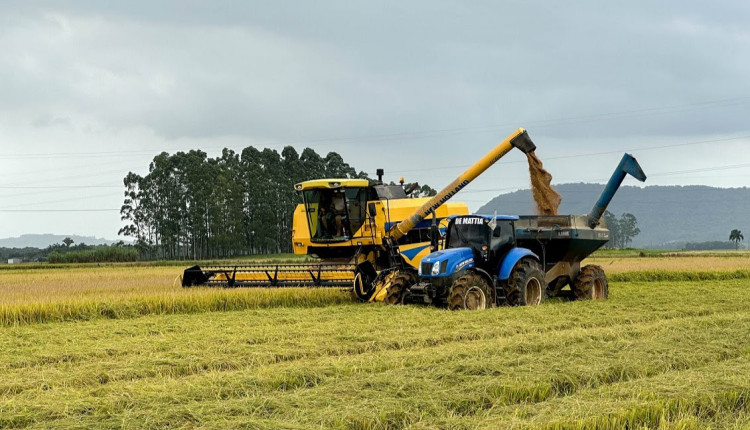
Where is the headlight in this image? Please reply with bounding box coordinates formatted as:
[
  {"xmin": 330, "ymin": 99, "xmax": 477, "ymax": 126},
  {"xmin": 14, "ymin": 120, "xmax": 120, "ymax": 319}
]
[
  {"xmin": 418, "ymin": 264, "xmax": 422, "ymax": 275},
  {"xmin": 431, "ymin": 261, "xmax": 440, "ymax": 275}
]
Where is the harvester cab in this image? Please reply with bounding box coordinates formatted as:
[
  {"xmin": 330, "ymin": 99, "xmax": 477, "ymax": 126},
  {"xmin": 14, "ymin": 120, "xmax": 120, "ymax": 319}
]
[{"xmin": 294, "ymin": 179, "xmax": 373, "ymax": 243}]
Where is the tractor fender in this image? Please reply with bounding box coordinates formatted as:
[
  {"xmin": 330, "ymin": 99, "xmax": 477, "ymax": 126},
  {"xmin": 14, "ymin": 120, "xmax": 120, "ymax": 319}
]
[
  {"xmin": 498, "ymin": 248, "xmax": 539, "ymax": 280},
  {"xmin": 466, "ymin": 267, "xmax": 495, "ymax": 289}
]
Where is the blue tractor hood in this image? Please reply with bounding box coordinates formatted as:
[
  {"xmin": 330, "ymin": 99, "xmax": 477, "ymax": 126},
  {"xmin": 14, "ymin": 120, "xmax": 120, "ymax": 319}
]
[{"xmin": 420, "ymin": 247, "xmax": 475, "ymax": 278}]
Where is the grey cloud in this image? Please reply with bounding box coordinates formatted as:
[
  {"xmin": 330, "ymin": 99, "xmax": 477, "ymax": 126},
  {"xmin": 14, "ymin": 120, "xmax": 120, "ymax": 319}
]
[{"xmin": 2, "ymin": 1, "xmax": 750, "ymax": 143}]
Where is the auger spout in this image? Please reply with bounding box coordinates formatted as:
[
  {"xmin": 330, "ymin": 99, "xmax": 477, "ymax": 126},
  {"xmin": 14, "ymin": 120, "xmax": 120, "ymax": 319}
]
[
  {"xmin": 587, "ymin": 153, "xmax": 647, "ymax": 229},
  {"xmin": 387, "ymin": 128, "xmax": 536, "ymax": 242}
]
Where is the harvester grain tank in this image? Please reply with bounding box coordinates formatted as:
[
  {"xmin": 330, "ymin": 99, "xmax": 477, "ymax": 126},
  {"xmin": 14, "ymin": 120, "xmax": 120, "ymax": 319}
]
[
  {"xmin": 405, "ymin": 153, "xmax": 646, "ymax": 309},
  {"xmin": 182, "ymin": 128, "xmax": 537, "ymax": 300}
]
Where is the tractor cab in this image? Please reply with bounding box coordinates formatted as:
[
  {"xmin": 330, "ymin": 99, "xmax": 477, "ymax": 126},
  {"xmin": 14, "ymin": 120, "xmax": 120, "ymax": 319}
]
[
  {"xmin": 445, "ymin": 215, "xmax": 517, "ymax": 265},
  {"xmin": 295, "ymin": 179, "xmax": 370, "ymax": 242},
  {"xmin": 419, "ymin": 215, "xmax": 519, "ymax": 282}
]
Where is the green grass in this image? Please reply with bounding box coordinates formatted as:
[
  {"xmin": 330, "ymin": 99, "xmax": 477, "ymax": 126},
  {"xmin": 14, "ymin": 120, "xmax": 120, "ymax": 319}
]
[{"xmin": 2, "ymin": 276, "xmax": 750, "ymax": 428}]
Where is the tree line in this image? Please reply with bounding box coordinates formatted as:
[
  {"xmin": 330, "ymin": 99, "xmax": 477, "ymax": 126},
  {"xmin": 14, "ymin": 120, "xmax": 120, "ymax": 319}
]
[
  {"xmin": 118, "ymin": 147, "xmax": 368, "ymax": 260},
  {"xmin": 117, "ymin": 145, "xmax": 651, "ymax": 260},
  {"xmin": 602, "ymin": 211, "xmax": 641, "ymax": 249},
  {"xmin": 1, "ymin": 240, "xmax": 135, "ymax": 263}
]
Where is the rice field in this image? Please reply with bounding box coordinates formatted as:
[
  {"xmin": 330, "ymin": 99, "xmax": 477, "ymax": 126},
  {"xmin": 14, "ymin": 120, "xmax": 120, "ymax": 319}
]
[{"xmin": 1, "ymin": 252, "xmax": 750, "ymax": 428}]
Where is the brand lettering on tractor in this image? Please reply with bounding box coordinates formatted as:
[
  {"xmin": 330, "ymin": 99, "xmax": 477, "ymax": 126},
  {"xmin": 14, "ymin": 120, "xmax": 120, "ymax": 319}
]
[
  {"xmin": 456, "ymin": 258, "xmax": 473, "ymax": 270},
  {"xmin": 455, "ymin": 217, "xmax": 485, "ymax": 225}
]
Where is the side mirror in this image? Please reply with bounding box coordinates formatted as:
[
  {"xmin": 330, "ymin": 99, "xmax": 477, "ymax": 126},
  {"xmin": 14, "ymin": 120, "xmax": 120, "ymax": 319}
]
[{"xmin": 368, "ymin": 203, "xmax": 377, "ymax": 217}]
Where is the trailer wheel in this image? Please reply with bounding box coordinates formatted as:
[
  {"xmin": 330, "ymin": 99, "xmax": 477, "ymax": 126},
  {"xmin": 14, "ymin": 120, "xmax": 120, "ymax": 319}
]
[
  {"xmin": 384, "ymin": 270, "xmax": 417, "ymax": 305},
  {"xmin": 505, "ymin": 259, "xmax": 546, "ymax": 306},
  {"xmin": 573, "ymin": 265, "xmax": 609, "ymax": 300},
  {"xmin": 448, "ymin": 273, "xmax": 493, "ymax": 311}
]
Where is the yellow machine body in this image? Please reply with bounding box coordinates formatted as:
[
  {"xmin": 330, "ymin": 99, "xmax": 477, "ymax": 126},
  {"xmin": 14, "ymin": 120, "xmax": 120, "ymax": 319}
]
[
  {"xmin": 292, "ymin": 182, "xmax": 469, "ymax": 271},
  {"xmin": 182, "ymin": 128, "xmax": 536, "ymax": 297}
]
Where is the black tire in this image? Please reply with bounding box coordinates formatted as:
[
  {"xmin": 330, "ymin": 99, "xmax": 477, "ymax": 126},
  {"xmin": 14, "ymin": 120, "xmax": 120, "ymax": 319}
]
[
  {"xmin": 351, "ymin": 270, "xmax": 376, "ymax": 302},
  {"xmin": 448, "ymin": 272, "xmax": 494, "ymax": 311},
  {"xmin": 573, "ymin": 265, "xmax": 609, "ymax": 300},
  {"xmin": 384, "ymin": 270, "xmax": 417, "ymax": 305},
  {"xmin": 505, "ymin": 258, "xmax": 546, "ymax": 306}
]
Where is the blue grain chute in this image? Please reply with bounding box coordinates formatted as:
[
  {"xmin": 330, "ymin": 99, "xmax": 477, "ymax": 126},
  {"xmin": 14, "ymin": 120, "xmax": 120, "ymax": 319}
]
[{"xmin": 587, "ymin": 153, "xmax": 647, "ymax": 229}]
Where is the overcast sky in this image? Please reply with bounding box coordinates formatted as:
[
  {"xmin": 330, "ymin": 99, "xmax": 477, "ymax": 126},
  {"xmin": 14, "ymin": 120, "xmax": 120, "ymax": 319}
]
[{"xmin": 2, "ymin": 1, "xmax": 750, "ymax": 241}]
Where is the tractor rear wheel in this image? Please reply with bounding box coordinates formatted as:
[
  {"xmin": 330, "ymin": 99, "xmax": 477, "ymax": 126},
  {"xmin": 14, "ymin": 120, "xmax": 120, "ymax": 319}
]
[
  {"xmin": 573, "ymin": 265, "xmax": 609, "ymax": 300},
  {"xmin": 448, "ymin": 272, "xmax": 494, "ymax": 310},
  {"xmin": 384, "ymin": 270, "xmax": 417, "ymax": 305},
  {"xmin": 505, "ymin": 258, "xmax": 546, "ymax": 306}
]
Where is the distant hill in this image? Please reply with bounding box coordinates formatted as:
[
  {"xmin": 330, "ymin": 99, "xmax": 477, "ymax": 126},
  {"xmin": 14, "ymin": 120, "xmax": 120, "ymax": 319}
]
[
  {"xmin": 478, "ymin": 184, "xmax": 750, "ymax": 248},
  {"xmin": 0, "ymin": 234, "xmax": 121, "ymax": 249}
]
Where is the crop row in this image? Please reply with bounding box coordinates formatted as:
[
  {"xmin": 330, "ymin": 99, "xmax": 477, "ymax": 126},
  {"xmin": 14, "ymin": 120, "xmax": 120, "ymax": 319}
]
[
  {"xmin": 2, "ymin": 278, "xmax": 750, "ymax": 428},
  {"xmin": 0, "ymin": 288, "xmax": 349, "ymax": 326}
]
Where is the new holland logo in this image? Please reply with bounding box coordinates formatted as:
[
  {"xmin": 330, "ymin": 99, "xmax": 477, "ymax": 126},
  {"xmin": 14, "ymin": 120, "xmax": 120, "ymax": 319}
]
[{"xmin": 456, "ymin": 258, "xmax": 473, "ymax": 270}]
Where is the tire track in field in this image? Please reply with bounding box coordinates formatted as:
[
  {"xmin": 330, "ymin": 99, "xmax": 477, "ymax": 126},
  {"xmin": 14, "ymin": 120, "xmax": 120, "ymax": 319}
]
[
  {"xmin": 522, "ymin": 356, "xmax": 750, "ymax": 430},
  {"xmin": 11, "ymin": 310, "xmax": 749, "ymax": 430},
  {"xmin": 0, "ymin": 300, "xmax": 726, "ymax": 398},
  {"xmin": 0, "ymin": 289, "xmax": 725, "ymax": 375},
  {"xmin": 3, "ymin": 305, "xmax": 748, "ymax": 421},
  {"xmin": 247, "ymin": 311, "xmax": 750, "ymax": 420},
  {"xmin": 2, "ymin": 275, "xmax": 747, "ymax": 397}
]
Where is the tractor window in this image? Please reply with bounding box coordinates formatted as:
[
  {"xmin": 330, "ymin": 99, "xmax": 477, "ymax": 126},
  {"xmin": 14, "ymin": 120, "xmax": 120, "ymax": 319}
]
[
  {"xmin": 490, "ymin": 220, "xmax": 515, "ymax": 253},
  {"xmin": 446, "ymin": 220, "xmax": 490, "ymax": 251}
]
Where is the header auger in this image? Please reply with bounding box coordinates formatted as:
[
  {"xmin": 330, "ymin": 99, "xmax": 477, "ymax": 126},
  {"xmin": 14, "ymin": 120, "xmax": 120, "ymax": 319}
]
[{"xmin": 182, "ymin": 128, "xmax": 537, "ymax": 299}]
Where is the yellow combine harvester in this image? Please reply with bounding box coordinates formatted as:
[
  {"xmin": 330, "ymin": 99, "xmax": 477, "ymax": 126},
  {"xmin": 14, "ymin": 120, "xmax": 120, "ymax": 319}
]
[{"xmin": 182, "ymin": 128, "xmax": 537, "ymax": 301}]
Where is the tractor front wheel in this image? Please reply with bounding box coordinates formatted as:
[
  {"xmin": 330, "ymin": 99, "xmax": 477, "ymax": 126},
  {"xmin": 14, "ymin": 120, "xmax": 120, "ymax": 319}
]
[
  {"xmin": 505, "ymin": 259, "xmax": 546, "ymax": 306},
  {"xmin": 573, "ymin": 265, "xmax": 609, "ymax": 300},
  {"xmin": 384, "ymin": 270, "xmax": 418, "ymax": 305},
  {"xmin": 448, "ymin": 272, "xmax": 494, "ymax": 311}
]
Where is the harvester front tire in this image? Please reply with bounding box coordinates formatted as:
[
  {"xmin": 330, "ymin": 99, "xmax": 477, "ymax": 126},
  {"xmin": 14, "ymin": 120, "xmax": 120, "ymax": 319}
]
[
  {"xmin": 573, "ymin": 265, "xmax": 609, "ymax": 300},
  {"xmin": 505, "ymin": 259, "xmax": 546, "ymax": 306},
  {"xmin": 384, "ymin": 271, "xmax": 417, "ymax": 305},
  {"xmin": 448, "ymin": 272, "xmax": 494, "ymax": 311},
  {"xmin": 352, "ymin": 270, "xmax": 376, "ymax": 302}
]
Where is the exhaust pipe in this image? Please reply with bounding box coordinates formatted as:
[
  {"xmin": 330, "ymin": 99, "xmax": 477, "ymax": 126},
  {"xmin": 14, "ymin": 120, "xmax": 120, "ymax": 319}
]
[{"xmin": 587, "ymin": 153, "xmax": 647, "ymax": 228}]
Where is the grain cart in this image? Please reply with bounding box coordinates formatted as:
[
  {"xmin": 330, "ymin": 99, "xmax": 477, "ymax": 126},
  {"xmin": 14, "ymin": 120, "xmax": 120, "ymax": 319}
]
[
  {"xmin": 402, "ymin": 153, "xmax": 646, "ymax": 309},
  {"xmin": 182, "ymin": 128, "xmax": 537, "ymax": 302}
]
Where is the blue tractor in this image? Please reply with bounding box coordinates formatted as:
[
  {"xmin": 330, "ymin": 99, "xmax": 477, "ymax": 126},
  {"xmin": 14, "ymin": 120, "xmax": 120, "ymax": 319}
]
[{"xmin": 401, "ymin": 153, "xmax": 647, "ymax": 310}]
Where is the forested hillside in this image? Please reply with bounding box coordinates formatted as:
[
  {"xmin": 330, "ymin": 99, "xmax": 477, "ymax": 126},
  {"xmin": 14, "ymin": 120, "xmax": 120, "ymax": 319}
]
[
  {"xmin": 119, "ymin": 147, "xmax": 367, "ymax": 259},
  {"xmin": 479, "ymin": 184, "xmax": 750, "ymax": 248}
]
